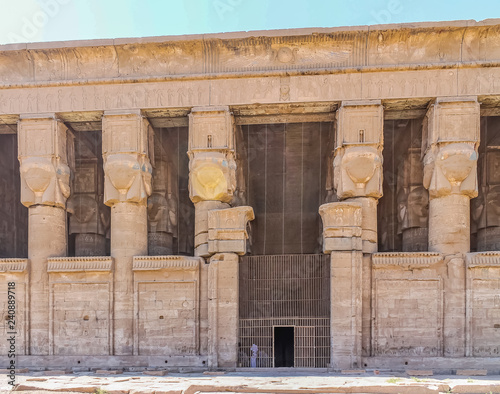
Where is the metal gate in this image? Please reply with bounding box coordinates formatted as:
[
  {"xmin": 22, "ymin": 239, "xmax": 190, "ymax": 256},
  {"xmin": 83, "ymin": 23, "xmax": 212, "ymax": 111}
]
[{"xmin": 238, "ymin": 254, "xmax": 330, "ymax": 368}]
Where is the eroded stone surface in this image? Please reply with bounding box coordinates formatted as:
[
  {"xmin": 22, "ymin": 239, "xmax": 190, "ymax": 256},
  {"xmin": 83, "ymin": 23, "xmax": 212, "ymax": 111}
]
[{"xmin": 0, "ymin": 21, "xmax": 500, "ymax": 373}]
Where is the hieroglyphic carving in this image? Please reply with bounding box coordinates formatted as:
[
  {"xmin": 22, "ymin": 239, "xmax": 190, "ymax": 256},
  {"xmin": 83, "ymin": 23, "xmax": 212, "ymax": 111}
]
[
  {"xmin": 362, "ymin": 69, "xmax": 458, "ymax": 100},
  {"xmin": 373, "ymin": 277, "xmax": 443, "ymax": 357}
]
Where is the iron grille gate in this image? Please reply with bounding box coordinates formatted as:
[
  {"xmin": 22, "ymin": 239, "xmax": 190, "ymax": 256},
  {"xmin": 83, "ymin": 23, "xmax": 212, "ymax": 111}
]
[{"xmin": 238, "ymin": 254, "xmax": 330, "ymax": 368}]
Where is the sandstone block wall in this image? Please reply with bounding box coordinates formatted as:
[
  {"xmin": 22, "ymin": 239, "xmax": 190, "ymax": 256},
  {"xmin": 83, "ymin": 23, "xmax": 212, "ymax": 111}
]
[
  {"xmin": 133, "ymin": 256, "xmax": 202, "ymax": 356},
  {"xmin": 47, "ymin": 257, "xmax": 113, "ymax": 356}
]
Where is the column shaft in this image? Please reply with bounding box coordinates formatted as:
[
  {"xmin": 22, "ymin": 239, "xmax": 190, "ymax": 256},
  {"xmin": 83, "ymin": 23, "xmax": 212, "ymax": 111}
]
[
  {"xmin": 111, "ymin": 202, "xmax": 147, "ymax": 354},
  {"xmin": 18, "ymin": 115, "xmax": 72, "ymax": 355},
  {"xmin": 429, "ymin": 194, "xmax": 470, "ymax": 254},
  {"xmin": 102, "ymin": 111, "xmax": 152, "ymax": 355},
  {"xmin": 195, "ymin": 201, "xmax": 229, "ymax": 257},
  {"xmin": 28, "ymin": 205, "xmax": 66, "ymax": 354}
]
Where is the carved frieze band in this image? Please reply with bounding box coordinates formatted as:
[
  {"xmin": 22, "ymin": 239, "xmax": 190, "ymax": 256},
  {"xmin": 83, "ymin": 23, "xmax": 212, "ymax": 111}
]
[
  {"xmin": 466, "ymin": 252, "xmax": 500, "ymax": 268},
  {"xmin": 0, "ymin": 259, "xmax": 29, "ymax": 273},
  {"xmin": 372, "ymin": 252, "xmax": 443, "ymax": 267},
  {"xmin": 132, "ymin": 256, "xmax": 202, "ymax": 271},
  {"xmin": 47, "ymin": 257, "xmax": 113, "ymax": 272},
  {"xmin": 1, "ymin": 23, "xmax": 500, "ymax": 88}
]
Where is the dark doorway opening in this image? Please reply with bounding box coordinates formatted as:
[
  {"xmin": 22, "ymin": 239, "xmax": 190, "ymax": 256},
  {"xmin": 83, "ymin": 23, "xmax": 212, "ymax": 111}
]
[{"xmin": 274, "ymin": 326, "xmax": 294, "ymax": 367}]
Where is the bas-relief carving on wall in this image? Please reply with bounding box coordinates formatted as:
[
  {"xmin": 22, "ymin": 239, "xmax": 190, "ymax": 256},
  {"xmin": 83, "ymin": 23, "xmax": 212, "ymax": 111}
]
[
  {"xmin": 148, "ymin": 152, "xmax": 178, "ymax": 256},
  {"xmin": 2, "ymin": 66, "xmax": 499, "ymax": 116},
  {"xmin": 210, "ymin": 34, "xmax": 362, "ymax": 74},
  {"xmin": 362, "ymin": 69, "xmax": 458, "ymax": 99},
  {"xmin": 472, "ymin": 147, "xmax": 500, "ymax": 251},
  {"xmin": 397, "ymin": 148, "xmax": 429, "ymax": 252}
]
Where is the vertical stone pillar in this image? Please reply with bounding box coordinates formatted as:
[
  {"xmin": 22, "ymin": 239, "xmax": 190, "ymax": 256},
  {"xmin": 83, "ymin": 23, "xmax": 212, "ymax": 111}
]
[
  {"xmin": 102, "ymin": 110, "xmax": 152, "ymax": 355},
  {"xmin": 422, "ymin": 97, "xmax": 480, "ymax": 357},
  {"xmin": 18, "ymin": 114, "xmax": 73, "ymax": 355},
  {"xmin": 334, "ymin": 100, "xmax": 384, "ymax": 357},
  {"xmin": 422, "ymin": 97, "xmax": 480, "ymax": 255},
  {"xmin": 207, "ymin": 253, "xmax": 239, "ymax": 369},
  {"xmin": 319, "ymin": 202, "xmax": 363, "ymax": 370},
  {"xmin": 188, "ymin": 106, "xmax": 237, "ymax": 257},
  {"xmin": 207, "ymin": 206, "xmax": 254, "ymax": 369}
]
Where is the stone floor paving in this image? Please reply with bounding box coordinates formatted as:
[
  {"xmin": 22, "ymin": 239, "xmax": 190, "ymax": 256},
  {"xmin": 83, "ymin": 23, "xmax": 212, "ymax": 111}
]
[{"xmin": 1, "ymin": 371, "xmax": 500, "ymax": 393}]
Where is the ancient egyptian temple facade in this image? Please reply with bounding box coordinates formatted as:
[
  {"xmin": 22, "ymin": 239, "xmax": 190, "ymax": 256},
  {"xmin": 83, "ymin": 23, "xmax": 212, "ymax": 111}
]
[{"xmin": 1, "ymin": 20, "xmax": 500, "ymax": 371}]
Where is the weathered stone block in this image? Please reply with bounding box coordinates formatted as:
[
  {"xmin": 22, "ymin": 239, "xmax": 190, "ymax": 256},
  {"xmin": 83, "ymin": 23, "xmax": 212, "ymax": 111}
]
[{"xmin": 208, "ymin": 206, "xmax": 254, "ymax": 255}]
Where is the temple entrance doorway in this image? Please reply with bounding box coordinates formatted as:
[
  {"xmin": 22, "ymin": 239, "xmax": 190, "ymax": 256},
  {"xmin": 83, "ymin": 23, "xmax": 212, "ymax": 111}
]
[{"xmin": 274, "ymin": 326, "xmax": 295, "ymax": 367}]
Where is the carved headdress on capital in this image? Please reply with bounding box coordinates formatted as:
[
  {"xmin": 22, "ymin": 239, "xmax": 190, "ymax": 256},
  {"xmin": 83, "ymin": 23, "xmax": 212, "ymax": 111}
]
[
  {"xmin": 421, "ymin": 98, "xmax": 480, "ymax": 199},
  {"xmin": 102, "ymin": 112, "xmax": 153, "ymax": 206},
  {"xmin": 333, "ymin": 102, "xmax": 384, "ymax": 200},
  {"xmin": 18, "ymin": 116, "xmax": 74, "ymax": 208}
]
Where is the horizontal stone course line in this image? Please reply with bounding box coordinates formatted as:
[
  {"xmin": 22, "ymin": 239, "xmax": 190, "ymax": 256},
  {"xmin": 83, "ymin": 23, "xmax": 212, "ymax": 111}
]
[{"xmin": 0, "ymin": 61, "xmax": 498, "ymax": 90}]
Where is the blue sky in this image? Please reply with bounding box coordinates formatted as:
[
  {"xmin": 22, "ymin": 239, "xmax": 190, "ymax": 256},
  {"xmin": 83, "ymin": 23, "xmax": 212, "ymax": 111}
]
[{"xmin": 0, "ymin": 0, "xmax": 499, "ymax": 45}]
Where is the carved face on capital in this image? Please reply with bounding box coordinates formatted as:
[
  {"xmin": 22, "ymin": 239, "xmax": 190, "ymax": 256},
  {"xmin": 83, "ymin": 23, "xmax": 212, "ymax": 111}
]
[
  {"xmin": 424, "ymin": 143, "xmax": 478, "ymax": 198},
  {"xmin": 104, "ymin": 153, "xmax": 152, "ymax": 206},
  {"xmin": 189, "ymin": 154, "xmax": 236, "ymax": 203},
  {"xmin": 20, "ymin": 156, "xmax": 71, "ymax": 208}
]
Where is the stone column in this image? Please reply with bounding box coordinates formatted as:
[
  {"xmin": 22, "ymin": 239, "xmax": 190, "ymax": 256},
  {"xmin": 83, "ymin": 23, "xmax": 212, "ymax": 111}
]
[
  {"xmin": 18, "ymin": 114, "xmax": 73, "ymax": 355},
  {"xmin": 102, "ymin": 110, "xmax": 152, "ymax": 355},
  {"xmin": 334, "ymin": 100, "xmax": 384, "ymax": 357},
  {"xmin": 422, "ymin": 97, "xmax": 479, "ymax": 357},
  {"xmin": 207, "ymin": 206, "xmax": 254, "ymax": 369},
  {"xmin": 319, "ymin": 202, "xmax": 363, "ymax": 370},
  {"xmin": 422, "ymin": 97, "xmax": 480, "ymax": 255},
  {"xmin": 188, "ymin": 106, "xmax": 237, "ymax": 257}
]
